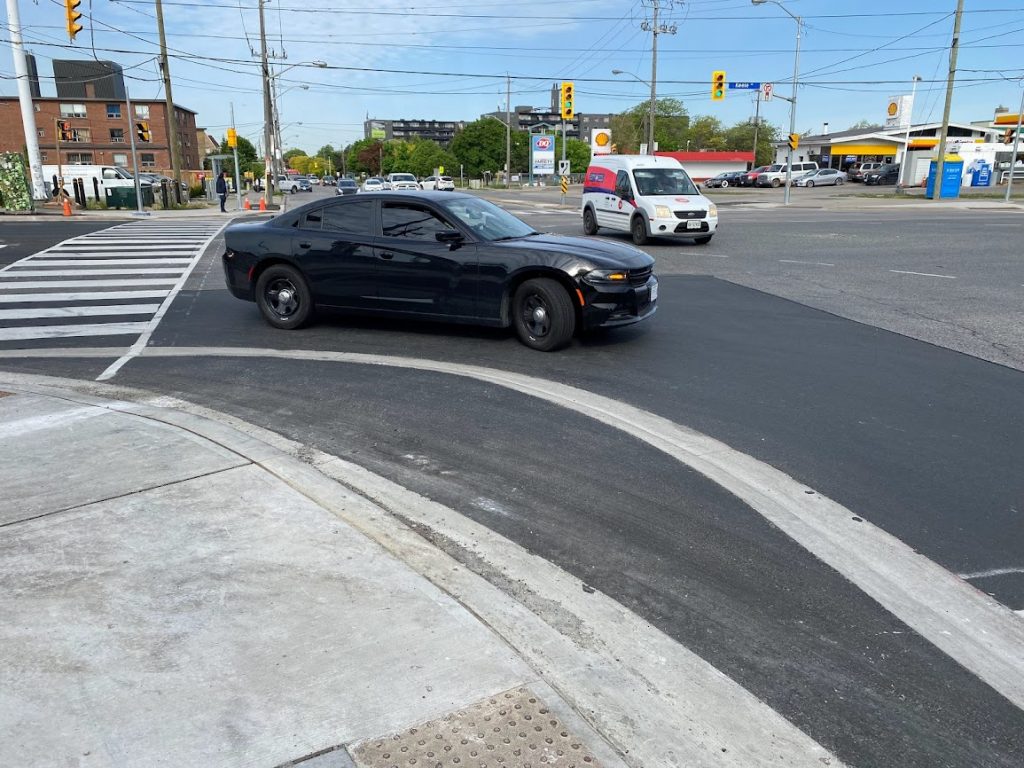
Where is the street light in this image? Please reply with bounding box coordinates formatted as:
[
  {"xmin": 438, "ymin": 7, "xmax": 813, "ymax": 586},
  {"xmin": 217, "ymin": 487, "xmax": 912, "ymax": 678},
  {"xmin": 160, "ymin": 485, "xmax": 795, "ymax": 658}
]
[
  {"xmin": 612, "ymin": 69, "xmax": 655, "ymax": 154},
  {"xmin": 752, "ymin": 0, "xmax": 802, "ymax": 205},
  {"xmin": 901, "ymin": 75, "xmax": 923, "ymax": 187},
  {"xmin": 270, "ymin": 61, "xmax": 325, "ymax": 186}
]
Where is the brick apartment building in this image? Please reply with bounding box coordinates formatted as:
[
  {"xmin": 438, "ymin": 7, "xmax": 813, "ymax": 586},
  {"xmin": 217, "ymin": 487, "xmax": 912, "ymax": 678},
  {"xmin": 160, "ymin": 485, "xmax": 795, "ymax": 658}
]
[{"xmin": 0, "ymin": 96, "xmax": 201, "ymax": 172}]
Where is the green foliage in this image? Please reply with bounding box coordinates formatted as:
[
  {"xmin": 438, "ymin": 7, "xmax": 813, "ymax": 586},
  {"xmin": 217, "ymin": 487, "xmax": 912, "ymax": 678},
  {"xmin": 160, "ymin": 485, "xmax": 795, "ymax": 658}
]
[
  {"xmin": 722, "ymin": 120, "xmax": 780, "ymax": 166},
  {"xmin": 189, "ymin": 184, "xmax": 205, "ymax": 198},
  {"xmin": 346, "ymin": 138, "xmax": 384, "ymax": 175},
  {"xmin": 617, "ymin": 98, "xmax": 690, "ymax": 152},
  {"xmin": 282, "ymin": 148, "xmax": 306, "ymax": 163},
  {"xmin": 218, "ymin": 135, "xmax": 257, "ymax": 179},
  {"xmin": 449, "ymin": 118, "xmax": 507, "ymax": 177},
  {"xmin": 404, "ymin": 139, "xmax": 457, "ymax": 178}
]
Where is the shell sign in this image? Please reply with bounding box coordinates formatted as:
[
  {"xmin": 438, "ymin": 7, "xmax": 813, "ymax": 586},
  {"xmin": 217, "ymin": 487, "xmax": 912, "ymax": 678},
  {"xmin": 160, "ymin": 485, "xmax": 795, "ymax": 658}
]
[{"xmin": 591, "ymin": 128, "xmax": 612, "ymax": 156}]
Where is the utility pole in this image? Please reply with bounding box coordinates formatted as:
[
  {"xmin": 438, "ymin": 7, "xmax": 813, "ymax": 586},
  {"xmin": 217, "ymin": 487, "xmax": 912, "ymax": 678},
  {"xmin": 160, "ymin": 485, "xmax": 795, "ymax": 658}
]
[
  {"xmin": 1005, "ymin": 87, "xmax": 1024, "ymax": 202},
  {"xmin": 6, "ymin": 0, "xmax": 47, "ymax": 200},
  {"xmin": 933, "ymin": 0, "xmax": 964, "ymax": 200},
  {"xmin": 258, "ymin": 0, "xmax": 274, "ymax": 207},
  {"xmin": 506, "ymin": 73, "xmax": 512, "ymax": 189},
  {"xmin": 153, "ymin": 0, "xmax": 183, "ymax": 196},
  {"xmin": 640, "ymin": 0, "xmax": 676, "ymax": 155},
  {"xmin": 751, "ymin": 91, "xmax": 761, "ymax": 168},
  {"xmin": 230, "ymin": 102, "xmax": 242, "ymax": 211}
]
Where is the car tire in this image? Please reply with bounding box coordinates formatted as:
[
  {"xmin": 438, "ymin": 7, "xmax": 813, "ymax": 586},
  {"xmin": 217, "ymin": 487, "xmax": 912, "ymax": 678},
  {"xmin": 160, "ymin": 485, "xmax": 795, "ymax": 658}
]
[
  {"xmin": 583, "ymin": 206, "xmax": 599, "ymax": 235},
  {"xmin": 255, "ymin": 264, "xmax": 313, "ymax": 330},
  {"xmin": 694, "ymin": 235, "xmax": 713, "ymax": 245},
  {"xmin": 630, "ymin": 215, "xmax": 649, "ymax": 246},
  {"xmin": 835, "ymin": 177, "xmax": 844, "ymax": 186},
  {"xmin": 721, "ymin": 180, "xmax": 729, "ymax": 188},
  {"xmin": 512, "ymin": 278, "xmax": 575, "ymax": 352},
  {"xmin": 771, "ymin": 178, "xmax": 781, "ymax": 188},
  {"xmin": 806, "ymin": 180, "xmax": 815, "ymax": 188}
]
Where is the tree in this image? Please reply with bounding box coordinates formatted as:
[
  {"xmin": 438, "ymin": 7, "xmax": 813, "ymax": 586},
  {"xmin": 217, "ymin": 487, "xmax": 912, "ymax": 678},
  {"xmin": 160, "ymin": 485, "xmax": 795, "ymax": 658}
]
[
  {"xmin": 316, "ymin": 144, "xmax": 343, "ymax": 175},
  {"xmin": 616, "ymin": 98, "xmax": 690, "ymax": 152},
  {"xmin": 288, "ymin": 154, "xmax": 311, "ymax": 173},
  {"xmin": 282, "ymin": 148, "xmax": 306, "ymax": 163},
  {"xmin": 218, "ymin": 135, "xmax": 257, "ymax": 178},
  {"xmin": 688, "ymin": 116, "xmax": 726, "ymax": 151},
  {"xmin": 406, "ymin": 139, "xmax": 457, "ymax": 178},
  {"xmin": 550, "ymin": 136, "xmax": 591, "ymax": 176},
  {"xmin": 450, "ymin": 118, "xmax": 507, "ymax": 178},
  {"xmin": 722, "ymin": 119, "xmax": 780, "ymax": 166},
  {"xmin": 848, "ymin": 119, "xmax": 880, "ymax": 131},
  {"xmin": 347, "ymin": 138, "xmax": 383, "ymax": 175}
]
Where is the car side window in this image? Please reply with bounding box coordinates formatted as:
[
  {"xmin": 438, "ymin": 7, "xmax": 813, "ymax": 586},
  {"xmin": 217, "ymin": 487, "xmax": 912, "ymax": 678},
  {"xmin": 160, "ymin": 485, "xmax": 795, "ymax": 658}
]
[
  {"xmin": 322, "ymin": 201, "xmax": 374, "ymax": 236},
  {"xmin": 381, "ymin": 204, "xmax": 456, "ymax": 240},
  {"xmin": 615, "ymin": 171, "xmax": 632, "ymax": 198},
  {"xmin": 299, "ymin": 209, "xmax": 323, "ymax": 231}
]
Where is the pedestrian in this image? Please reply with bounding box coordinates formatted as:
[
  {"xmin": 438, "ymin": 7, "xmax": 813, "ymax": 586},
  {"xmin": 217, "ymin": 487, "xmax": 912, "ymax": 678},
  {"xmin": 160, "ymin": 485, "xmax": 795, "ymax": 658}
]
[{"xmin": 216, "ymin": 170, "xmax": 228, "ymax": 213}]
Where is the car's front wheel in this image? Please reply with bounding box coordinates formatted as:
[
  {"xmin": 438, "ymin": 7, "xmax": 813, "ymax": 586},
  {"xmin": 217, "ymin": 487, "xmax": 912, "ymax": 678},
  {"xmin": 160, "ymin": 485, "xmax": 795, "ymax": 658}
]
[
  {"xmin": 771, "ymin": 178, "xmax": 781, "ymax": 188},
  {"xmin": 806, "ymin": 180, "xmax": 815, "ymax": 188},
  {"xmin": 583, "ymin": 206, "xmax": 599, "ymax": 235},
  {"xmin": 255, "ymin": 264, "xmax": 313, "ymax": 330},
  {"xmin": 835, "ymin": 177, "xmax": 844, "ymax": 185},
  {"xmin": 721, "ymin": 180, "xmax": 729, "ymax": 188},
  {"xmin": 512, "ymin": 278, "xmax": 575, "ymax": 352}
]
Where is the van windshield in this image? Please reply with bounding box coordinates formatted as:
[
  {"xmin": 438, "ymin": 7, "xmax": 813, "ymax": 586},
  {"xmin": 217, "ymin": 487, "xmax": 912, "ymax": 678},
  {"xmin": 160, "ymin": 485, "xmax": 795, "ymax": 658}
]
[{"xmin": 632, "ymin": 168, "xmax": 698, "ymax": 196}]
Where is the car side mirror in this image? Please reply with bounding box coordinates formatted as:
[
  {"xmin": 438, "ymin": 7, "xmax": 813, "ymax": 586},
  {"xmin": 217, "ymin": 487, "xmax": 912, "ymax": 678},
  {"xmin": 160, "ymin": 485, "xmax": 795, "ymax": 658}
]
[{"xmin": 436, "ymin": 230, "xmax": 464, "ymax": 245}]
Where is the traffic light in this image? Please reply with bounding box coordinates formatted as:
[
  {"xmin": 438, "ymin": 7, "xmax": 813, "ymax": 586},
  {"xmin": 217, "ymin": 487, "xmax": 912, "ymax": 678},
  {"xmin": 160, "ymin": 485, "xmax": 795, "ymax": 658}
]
[
  {"xmin": 56, "ymin": 120, "xmax": 73, "ymax": 142},
  {"xmin": 65, "ymin": 0, "xmax": 83, "ymax": 42},
  {"xmin": 136, "ymin": 121, "xmax": 151, "ymax": 142},
  {"xmin": 788, "ymin": 133, "xmax": 800, "ymax": 150},
  {"xmin": 560, "ymin": 81, "xmax": 575, "ymax": 120},
  {"xmin": 711, "ymin": 70, "xmax": 726, "ymax": 101}
]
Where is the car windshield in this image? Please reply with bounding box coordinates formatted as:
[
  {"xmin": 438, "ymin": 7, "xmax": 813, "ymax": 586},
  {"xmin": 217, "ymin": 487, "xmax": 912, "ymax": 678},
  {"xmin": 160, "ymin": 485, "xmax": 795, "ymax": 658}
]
[
  {"xmin": 339, "ymin": 180, "xmax": 356, "ymax": 187},
  {"xmin": 441, "ymin": 197, "xmax": 537, "ymax": 241},
  {"xmin": 392, "ymin": 174, "xmax": 416, "ymax": 182},
  {"xmin": 632, "ymin": 168, "xmax": 699, "ymax": 197}
]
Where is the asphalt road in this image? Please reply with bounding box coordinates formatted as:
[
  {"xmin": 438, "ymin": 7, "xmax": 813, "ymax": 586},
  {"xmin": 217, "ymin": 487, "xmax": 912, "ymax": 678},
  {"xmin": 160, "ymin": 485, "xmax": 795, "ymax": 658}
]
[
  {"xmin": 0, "ymin": 218, "xmax": 124, "ymax": 268},
  {"xmin": 1, "ymin": 194, "xmax": 1023, "ymax": 766}
]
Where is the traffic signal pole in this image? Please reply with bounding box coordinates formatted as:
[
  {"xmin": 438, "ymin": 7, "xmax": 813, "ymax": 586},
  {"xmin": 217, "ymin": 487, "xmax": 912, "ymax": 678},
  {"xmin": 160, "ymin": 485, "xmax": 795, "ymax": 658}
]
[
  {"xmin": 783, "ymin": 13, "xmax": 801, "ymax": 206},
  {"xmin": 6, "ymin": 0, "xmax": 47, "ymax": 200},
  {"xmin": 124, "ymin": 86, "xmax": 146, "ymax": 215}
]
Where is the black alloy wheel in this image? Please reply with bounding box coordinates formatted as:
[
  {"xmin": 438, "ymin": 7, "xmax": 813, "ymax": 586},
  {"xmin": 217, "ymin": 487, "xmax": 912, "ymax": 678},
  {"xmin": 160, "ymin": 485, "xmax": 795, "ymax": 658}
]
[
  {"xmin": 255, "ymin": 264, "xmax": 313, "ymax": 330},
  {"xmin": 583, "ymin": 207, "xmax": 599, "ymax": 235},
  {"xmin": 512, "ymin": 278, "xmax": 575, "ymax": 352},
  {"xmin": 630, "ymin": 215, "xmax": 649, "ymax": 246}
]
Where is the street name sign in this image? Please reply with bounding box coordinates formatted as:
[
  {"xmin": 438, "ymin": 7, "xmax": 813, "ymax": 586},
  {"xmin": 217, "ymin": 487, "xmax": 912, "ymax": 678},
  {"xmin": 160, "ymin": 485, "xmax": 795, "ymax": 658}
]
[{"xmin": 729, "ymin": 82, "xmax": 761, "ymax": 90}]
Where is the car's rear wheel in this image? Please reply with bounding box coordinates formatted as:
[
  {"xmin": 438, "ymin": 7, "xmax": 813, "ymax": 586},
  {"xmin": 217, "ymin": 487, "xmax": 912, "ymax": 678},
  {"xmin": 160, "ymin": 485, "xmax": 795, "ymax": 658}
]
[
  {"xmin": 835, "ymin": 177, "xmax": 844, "ymax": 185},
  {"xmin": 255, "ymin": 264, "xmax": 313, "ymax": 330},
  {"xmin": 512, "ymin": 278, "xmax": 575, "ymax": 352},
  {"xmin": 583, "ymin": 206, "xmax": 599, "ymax": 235},
  {"xmin": 631, "ymin": 215, "xmax": 649, "ymax": 246},
  {"xmin": 771, "ymin": 178, "xmax": 781, "ymax": 188},
  {"xmin": 721, "ymin": 180, "xmax": 729, "ymax": 188},
  {"xmin": 806, "ymin": 180, "xmax": 815, "ymax": 188}
]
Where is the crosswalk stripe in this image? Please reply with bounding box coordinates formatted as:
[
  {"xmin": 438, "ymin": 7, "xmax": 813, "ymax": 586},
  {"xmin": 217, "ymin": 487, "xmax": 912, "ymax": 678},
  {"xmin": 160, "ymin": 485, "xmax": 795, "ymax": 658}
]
[
  {"xmin": 19, "ymin": 259, "xmax": 194, "ymax": 266},
  {"xmin": 0, "ymin": 278, "xmax": 180, "ymax": 289},
  {"xmin": 0, "ymin": 321, "xmax": 151, "ymax": 341},
  {"xmin": 6, "ymin": 268, "xmax": 185, "ymax": 277},
  {"xmin": 0, "ymin": 304, "xmax": 161, "ymax": 320},
  {"xmin": 0, "ymin": 290, "xmax": 171, "ymax": 303}
]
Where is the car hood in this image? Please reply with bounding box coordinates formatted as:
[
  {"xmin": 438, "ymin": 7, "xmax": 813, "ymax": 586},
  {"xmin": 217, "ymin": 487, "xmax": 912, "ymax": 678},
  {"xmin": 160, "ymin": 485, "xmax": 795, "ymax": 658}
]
[{"xmin": 495, "ymin": 233, "xmax": 653, "ymax": 269}]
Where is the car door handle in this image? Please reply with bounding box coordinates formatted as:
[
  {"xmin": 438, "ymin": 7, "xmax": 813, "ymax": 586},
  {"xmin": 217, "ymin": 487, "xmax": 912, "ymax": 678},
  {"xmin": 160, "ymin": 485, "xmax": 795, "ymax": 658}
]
[
  {"xmin": 298, "ymin": 242, "xmax": 311, "ymax": 249},
  {"xmin": 379, "ymin": 251, "xmax": 394, "ymax": 260}
]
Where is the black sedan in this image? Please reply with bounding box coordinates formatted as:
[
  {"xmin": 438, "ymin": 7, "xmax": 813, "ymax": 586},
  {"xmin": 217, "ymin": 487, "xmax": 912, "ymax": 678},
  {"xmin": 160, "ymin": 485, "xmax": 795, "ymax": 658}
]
[{"xmin": 222, "ymin": 192, "xmax": 657, "ymax": 351}]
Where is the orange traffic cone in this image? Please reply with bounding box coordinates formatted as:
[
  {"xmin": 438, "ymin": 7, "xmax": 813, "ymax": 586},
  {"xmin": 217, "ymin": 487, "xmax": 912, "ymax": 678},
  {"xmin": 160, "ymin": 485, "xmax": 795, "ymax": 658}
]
[
  {"xmin": 243, "ymin": 197, "xmax": 251, "ymax": 210},
  {"xmin": 258, "ymin": 197, "xmax": 267, "ymax": 212},
  {"xmin": 62, "ymin": 197, "xmax": 72, "ymax": 217}
]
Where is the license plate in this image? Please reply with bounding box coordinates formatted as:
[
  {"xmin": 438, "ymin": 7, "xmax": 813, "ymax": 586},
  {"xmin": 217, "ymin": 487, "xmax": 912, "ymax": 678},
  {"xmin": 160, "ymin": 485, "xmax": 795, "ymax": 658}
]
[
  {"xmin": 650, "ymin": 281, "xmax": 658, "ymax": 302},
  {"xmin": 686, "ymin": 220, "xmax": 702, "ymax": 230}
]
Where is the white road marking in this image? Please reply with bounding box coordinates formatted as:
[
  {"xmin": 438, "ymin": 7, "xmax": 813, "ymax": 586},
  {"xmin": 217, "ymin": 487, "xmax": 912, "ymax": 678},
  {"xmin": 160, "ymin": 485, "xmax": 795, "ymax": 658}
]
[
  {"xmin": 0, "ymin": 279, "xmax": 179, "ymax": 289},
  {"xmin": 23, "ymin": 259, "xmax": 193, "ymax": 266},
  {"xmin": 780, "ymin": 259, "xmax": 835, "ymax": 266},
  {"xmin": 890, "ymin": 269, "xmax": 957, "ymax": 279},
  {"xmin": 959, "ymin": 567, "xmax": 1024, "ymax": 580},
  {"xmin": 0, "ymin": 322, "xmax": 150, "ymax": 340},
  {"xmin": 0, "ymin": 304, "xmax": 160, "ymax": 320},
  {"xmin": 123, "ymin": 346, "xmax": 1024, "ymax": 709},
  {"xmin": 0, "ymin": 290, "xmax": 170, "ymax": 303},
  {"xmin": 5, "ymin": 268, "xmax": 185, "ymax": 277}
]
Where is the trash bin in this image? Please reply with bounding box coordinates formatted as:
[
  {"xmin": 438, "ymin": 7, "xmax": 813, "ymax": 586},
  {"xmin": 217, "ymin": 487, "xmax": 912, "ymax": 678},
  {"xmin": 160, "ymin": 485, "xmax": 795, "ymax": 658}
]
[
  {"xmin": 925, "ymin": 158, "xmax": 963, "ymax": 199},
  {"xmin": 104, "ymin": 184, "xmax": 155, "ymax": 209}
]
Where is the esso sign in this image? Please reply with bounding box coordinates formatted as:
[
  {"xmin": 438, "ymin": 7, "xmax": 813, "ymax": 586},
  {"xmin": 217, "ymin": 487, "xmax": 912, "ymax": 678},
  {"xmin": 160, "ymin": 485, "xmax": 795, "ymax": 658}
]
[{"xmin": 535, "ymin": 137, "xmax": 552, "ymax": 150}]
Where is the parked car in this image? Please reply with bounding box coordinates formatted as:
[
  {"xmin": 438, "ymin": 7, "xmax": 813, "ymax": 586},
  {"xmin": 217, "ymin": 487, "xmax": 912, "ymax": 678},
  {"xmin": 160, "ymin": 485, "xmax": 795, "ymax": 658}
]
[
  {"xmin": 703, "ymin": 171, "xmax": 745, "ymax": 189},
  {"xmin": 361, "ymin": 177, "xmax": 385, "ymax": 192},
  {"xmin": 277, "ymin": 175, "xmax": 300, "ymax": 194},
  {"xmin": 738, "ymin": 166, "xmax": 769, "ymax": 187},
  {"xmin": 336, "ymin": 178, "xmax": 358, "ymax": 196},
  {"xmin": 296, "ymin": 177, "xmax": 314, "ymax": 192},
  {"xmin": 864, "ymin": 163, "xmax": 900, "ymax": 185},
  {"xmin": 794, "ymin": 168, "xmax": 847, "ymax": 187},
  {"xmin": 756, "ymin": 162, "xmax": 820, "ymax": 187},
  {"xmin": 421, "ymin": 175, "xmax": 456, "ymax": 191},
  {"xmin": 849, "ymin": 162, "xmax": 883, "ymax": 182},
  {"xmin": 384, "ymin": 172, "xmax": 420, "ymax": 191},
  {"xmin": 222, "ymin": 192, "xmax": 657, "ymax": 351}
]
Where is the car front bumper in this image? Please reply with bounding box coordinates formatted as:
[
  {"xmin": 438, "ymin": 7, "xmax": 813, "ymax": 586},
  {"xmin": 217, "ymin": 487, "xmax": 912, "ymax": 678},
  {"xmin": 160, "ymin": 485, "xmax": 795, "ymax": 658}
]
[
  {"xmin": 647, "ymin": 216, "xmax": 718, "ymax": 237},
  {"xmin": 577, "ymin": 275, "xmax": 658, "ymax": 329}
]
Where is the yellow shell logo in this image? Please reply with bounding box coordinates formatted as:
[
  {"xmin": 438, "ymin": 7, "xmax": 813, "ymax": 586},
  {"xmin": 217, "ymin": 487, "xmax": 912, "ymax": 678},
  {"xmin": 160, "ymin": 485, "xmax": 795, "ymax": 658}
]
[
  {"xmin": 888, "ymin": 101, "xmax": 899, "ymax": 117},
  {"xmin": 595, "ymin": 131, "xmax": 610, "ymax": 147}
]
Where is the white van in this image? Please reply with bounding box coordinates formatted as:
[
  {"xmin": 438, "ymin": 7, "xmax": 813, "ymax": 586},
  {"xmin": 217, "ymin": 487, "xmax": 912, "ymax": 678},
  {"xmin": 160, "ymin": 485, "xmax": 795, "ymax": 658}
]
[
  {"xmin": 42, "ymin": 164, "xmax": 144, "ymax": 197},
  {"xmin": 582, "ymin": 155, "xmax": 718, "ymax": 245}
]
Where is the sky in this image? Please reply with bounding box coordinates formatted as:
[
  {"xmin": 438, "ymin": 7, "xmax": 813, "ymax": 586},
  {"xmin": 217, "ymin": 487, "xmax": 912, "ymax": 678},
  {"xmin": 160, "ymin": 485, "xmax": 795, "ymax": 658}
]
[{"xmin": 3, "ymin": 0, "xmax": 1023, "ymax": 154}]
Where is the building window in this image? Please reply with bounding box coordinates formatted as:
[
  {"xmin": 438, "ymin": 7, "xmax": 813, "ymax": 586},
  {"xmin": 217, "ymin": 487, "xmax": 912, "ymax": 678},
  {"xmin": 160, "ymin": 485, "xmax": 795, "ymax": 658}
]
[
  {"xmin": 134, "ymin": 105, "xmax": 150, "ymax": 119},
  {"xmin": 40, "ymin": 152, "xmax": 48, "ymax": 162},
  {"xmin": 68, "ymin": 128, "xmax": 91, "ymax": 143},
  {"xmin": 113, "ymin": 153, "xmax": 128, "ymax": 166},
  {"xmin": 107, "ymin": 104, "xmax": 122, "ymax": 119},
  {"xmin": 37, "ymin": 129, "xmax": 44, "ymax": 138},
  {"xmin": 110, "ymin": 128, "xmax": 125, "ymax": 143},
  {"xmin": 66, "ymin": 153, "xmax": 94, "ymax": 164},
  {"xmin": 140, "ymin": 152, "xmax": 156, "ymax": 167},
  {"xmin": 60, "ymin": 103, "xmax": 87, "ymax": 118}
]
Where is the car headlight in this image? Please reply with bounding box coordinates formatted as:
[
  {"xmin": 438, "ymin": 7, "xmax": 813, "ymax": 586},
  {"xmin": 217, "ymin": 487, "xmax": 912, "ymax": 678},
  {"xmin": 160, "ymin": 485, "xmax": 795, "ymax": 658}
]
[
  {"xmin": 707, "ymin": 203, "xmax": 718, "ymax": 218},
  {"xmin": 654, "ymin": 205, "xmax": 673, "ymax": 219},
  {"xmin": 582, "ymin": 269, "xmax": 629, "ymax": 286}
]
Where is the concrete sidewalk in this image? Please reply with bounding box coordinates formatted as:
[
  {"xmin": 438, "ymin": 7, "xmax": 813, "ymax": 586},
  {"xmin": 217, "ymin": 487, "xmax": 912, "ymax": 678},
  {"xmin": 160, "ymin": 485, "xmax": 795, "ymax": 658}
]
[{"xmin": 0, "ymin": 379, "xmax": 622, "ymax": 768}]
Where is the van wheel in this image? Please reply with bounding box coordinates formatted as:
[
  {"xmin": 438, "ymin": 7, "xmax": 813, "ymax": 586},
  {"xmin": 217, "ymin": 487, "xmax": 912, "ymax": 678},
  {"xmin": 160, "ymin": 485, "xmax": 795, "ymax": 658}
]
[
  {"xmin": 583, "ymin": 207, "xmax": 599, "ymax": 235},
  {"xmin": 771, "ymin": 178, "xmax": 781, "ymax": 188},
  {"xmin": 631, "ymin": 216, "xmax": 649, "ymax": 246}
]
